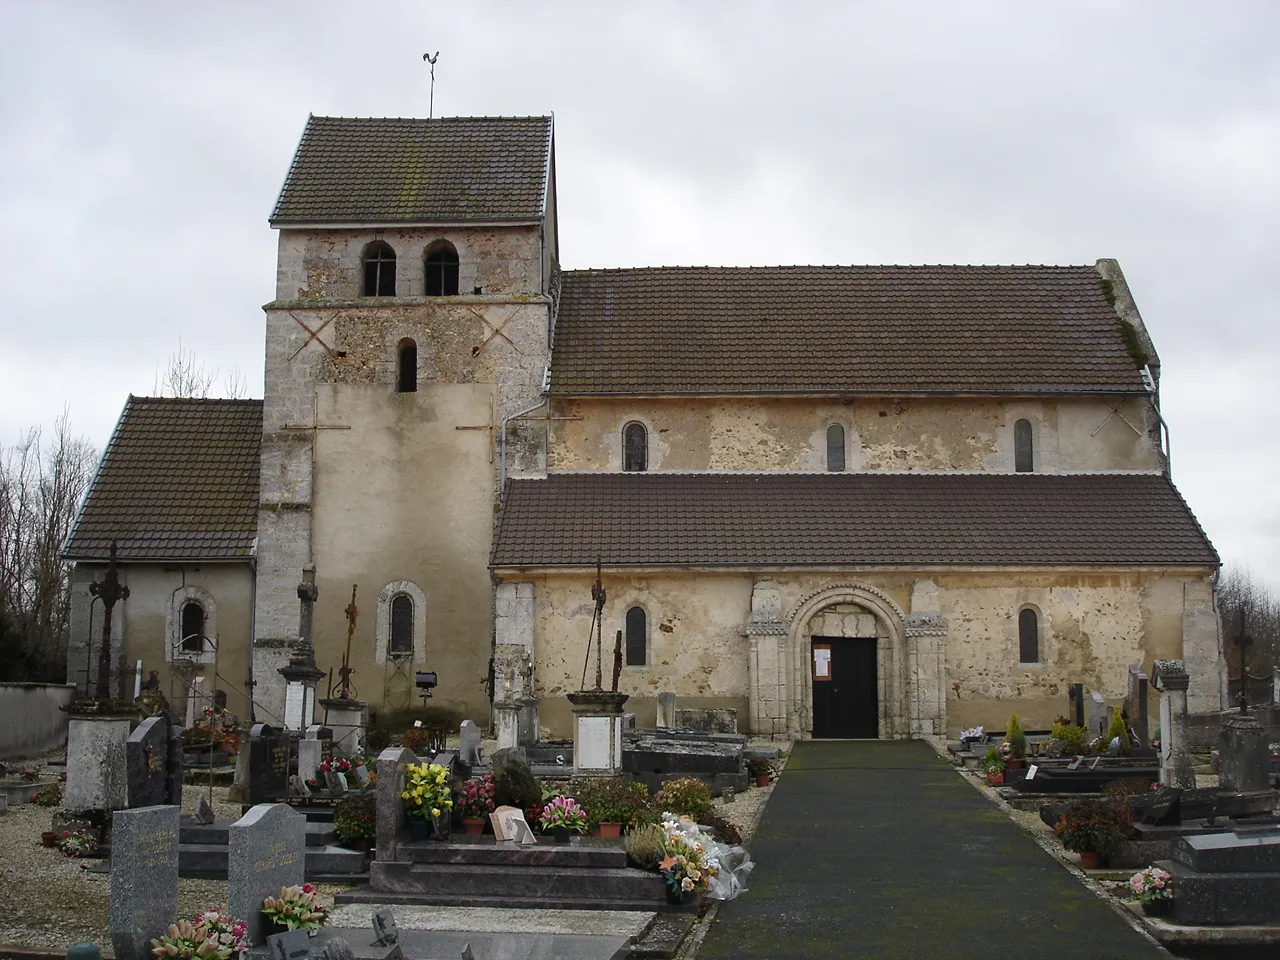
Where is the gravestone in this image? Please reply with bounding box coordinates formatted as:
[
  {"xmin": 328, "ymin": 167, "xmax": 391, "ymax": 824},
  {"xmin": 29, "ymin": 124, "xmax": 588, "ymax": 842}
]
[
  {"xmin": 1126, "ymin": 665, "xmax": 1149, "ymax": 748},
  {"xmin": 674, "ymin": 708, "xmax": 738, "ymax": 734},
  {"xmin": 1219, "ymin": 712, "xmax": 1271, "ymax": 793},
  {"xmin": 325, "ymin": 769, "xmax": 348, "ymax": 794},
  {"xmin": 165, "ymin": 726, "xmax": 184, "ymax": 806},
  {"xmin": 109, "ymin": 804, "xmax": 180, "ymax": 960},
  {"xmin": 373, "ymin": 909, "xmax": 398, "ymax": 945},
  {"xmin": 247, "ymin": 724, "xmax": 291, "ymax": 805},
  {"xmin": 267, "ymin": 928, "xmax": 312, "ymax": 960},
  {"xmin": 376, "ymin": 747, "xmax": 418, "ymax": 862},
  {"xmin": 353, "ymin": 763, "xmax": 371, "ymax": 788},
  {"xmin": 458, "ymin": 720, "xmax": 482, "ymax": 766},
  {"xmin": 1085, "ymin": 691, "xmax": 1108, "ymax": 740},
  {"xmin": 297, "ymin": 734, "xmax": 323, "ymax": 786},
  {"xmin": 228, "ymin": 803, "xmax": 306, "ymax": 946},
  {"xmin": 1067, "ymin": 683, "xmax": 1085, "ymax": 727},
  {"xmin": 1167, "ymin": 829, "xmax": 1280, "ymax": 924},
  {"xmin": 1141, "ymin": 787, "xmax": 1183, "ymax": 826},
  {"xmin": 194, "ymin": 794, "xmax": 215, "ymax": 825},
  {"xmin": 656, "ymin": 692, "xmax": 677, "ymax": 728},
  {"xmin": 1154, "ymin": 659, "xmax": 1196, "ymax": 789},
  {"xmin": 126, "ymin": 716, "xmax": 169, "ymax": 809}
]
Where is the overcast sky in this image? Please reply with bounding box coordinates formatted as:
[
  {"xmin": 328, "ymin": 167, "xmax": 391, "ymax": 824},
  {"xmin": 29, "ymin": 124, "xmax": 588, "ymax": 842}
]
[{"xmin": 2, "ymin": 2, "xmax": 1277, "ymax": 583}]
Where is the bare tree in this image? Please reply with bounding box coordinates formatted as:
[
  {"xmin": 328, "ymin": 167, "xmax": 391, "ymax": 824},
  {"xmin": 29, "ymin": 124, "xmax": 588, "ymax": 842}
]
[
  {"xmin": 1217, "ymin": 564, "xmax": 1280, "ymax": 703},
  {"xmin": 0, "ymin": 412, "xmax": 96, "ymax": 681},
  {"xmin": 153, "ymin": 338, "xmax": 215, "ymax": 398},
  {"xmin": 222, "ymin": 366, "xmax": 249, "ymax": 400}
]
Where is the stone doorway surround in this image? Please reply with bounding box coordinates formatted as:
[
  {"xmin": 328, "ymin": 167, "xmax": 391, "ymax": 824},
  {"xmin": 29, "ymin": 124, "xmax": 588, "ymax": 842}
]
[{"xmin": 746, "ymin": 579, "xmax": 947, "ymax": 739}]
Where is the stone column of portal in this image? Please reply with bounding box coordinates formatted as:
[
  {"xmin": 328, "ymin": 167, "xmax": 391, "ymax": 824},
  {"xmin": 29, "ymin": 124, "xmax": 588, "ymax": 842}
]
[{"xmin": 746, "ymin": 579, "xmax": 788, "ymax": 738}]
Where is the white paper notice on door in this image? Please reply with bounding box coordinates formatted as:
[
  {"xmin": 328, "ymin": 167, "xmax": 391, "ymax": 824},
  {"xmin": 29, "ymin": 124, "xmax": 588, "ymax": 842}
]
[{"xmin": 812, "ymin": 645, "xmax": 832, "ymax": 681}]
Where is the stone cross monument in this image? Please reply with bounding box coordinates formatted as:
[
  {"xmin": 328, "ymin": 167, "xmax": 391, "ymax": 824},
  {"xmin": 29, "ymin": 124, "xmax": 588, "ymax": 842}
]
[{"xmin": 88, "ymin": 540, "xmax": 130, "ymax": 699}]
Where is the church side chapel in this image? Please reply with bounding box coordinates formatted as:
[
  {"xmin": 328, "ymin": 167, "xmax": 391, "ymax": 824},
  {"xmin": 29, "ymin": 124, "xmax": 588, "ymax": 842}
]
[{"xmin": 64, "ymin": 113, "xmax": 1220, "ymax": 741}]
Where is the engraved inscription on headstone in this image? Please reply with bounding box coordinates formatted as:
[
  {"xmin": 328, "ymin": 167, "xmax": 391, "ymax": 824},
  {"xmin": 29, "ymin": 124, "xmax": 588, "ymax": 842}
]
[
  {"xmin": 248, "ymin": 724, "xmax": 291, "ymax": 805},
  {"xmin": 125, "ymin": 716, "xmax": 169, "ymax": 809},
  {"xmin": 266, "ymin": 928, "xmax": 312, "ymax": 960},
  {"xmin": 373, "ymin": 908, "xmax": 398, "ymax": 945},
  {"xmin": 109, "ymin": 805, "xmax": 180, "ymax": 960}
]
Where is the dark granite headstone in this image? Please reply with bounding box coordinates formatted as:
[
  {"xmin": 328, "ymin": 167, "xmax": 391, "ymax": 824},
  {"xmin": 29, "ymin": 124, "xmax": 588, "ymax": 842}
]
[
  {"xmin": 109, "ymin": 805, "xmax": 180, "ymax": 960},
  {"xmin": 1126, "ymin": 665, "xmax": 1149, "ymax": 748},
  {"xmin": 266, "ymin": 928, "xmax": 312, "ymax": 960},
  {"xmin": 1068, "ymin": 683, "xmax": 1084, "ymax": 727},
  {"xmin": 373, "ymin": 908, "xmax": 398, "ymax": 945},
  {"xmin": 248, "ymin": 724, "xmax": 290, "ymax": 805},
  {"xmin": 1141, "ymin": 787, "xmax": 1182, "ymax": 825},
  {"xmin": 165, "ymin": 726, "xmax": 184, "ymax": 806},
  {"xmin": 317, "ymin": 938, "xmax": 355, "ymax": 960},
  {"xmin": 125, "ymin": 717, "xmax": 168, "ymax": 809},
  {"xmin": 325, "ymin": 769, "xmax": 347, "ymax": 794}
]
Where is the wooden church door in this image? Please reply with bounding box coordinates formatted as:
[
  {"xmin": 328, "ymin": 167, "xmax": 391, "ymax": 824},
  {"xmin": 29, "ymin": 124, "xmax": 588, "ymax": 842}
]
[{"xmin": 811, "ymin": 636, "xmax": 878, "ymax": 738}]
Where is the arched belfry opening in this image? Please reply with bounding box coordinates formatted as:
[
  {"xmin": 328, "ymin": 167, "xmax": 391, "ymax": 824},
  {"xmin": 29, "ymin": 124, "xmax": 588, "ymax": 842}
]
[{"xmin": 397, "ymin": 338, "xmax": 417, "ymax": 393}]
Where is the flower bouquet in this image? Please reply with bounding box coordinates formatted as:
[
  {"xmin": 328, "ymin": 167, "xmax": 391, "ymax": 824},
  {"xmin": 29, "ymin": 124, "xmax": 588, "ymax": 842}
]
[
  {"xmin": 657, "ymin": 819, "xmax": 714, "ymax": 904},
  {"xmin": 401, "ymin": 762, "xmax": 453, "ymax": 839},
  {"xmin": 319, "ymin": 755, "xmax": 352, "ymax": 787},
  {"xmin": 1127, "ymin": 866, "xmax": 1173, "ymax": 915},
  {"xmin": 150, "ymin": 910, "xmax": 247, "ymax": 959},
  {"xmin": 540, "ymin": 795, "xmax": 588, "ymax": 842},
  {"xmin": 261, "ymin": 883, "xmax": 327, "ymax": 932},
  {"xmin": 458, "ymin": 774, "xmax": 496, "ymax": 832},
  {"xmin": 56, "ymin": 828, "xmax": 99, "ymax": 858}
]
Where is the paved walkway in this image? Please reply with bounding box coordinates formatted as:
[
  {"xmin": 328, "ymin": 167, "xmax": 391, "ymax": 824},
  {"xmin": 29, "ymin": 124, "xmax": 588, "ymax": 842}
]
[{"xmin": 698, "ymin": 740, "xmax": 1168, "ymax": 960}]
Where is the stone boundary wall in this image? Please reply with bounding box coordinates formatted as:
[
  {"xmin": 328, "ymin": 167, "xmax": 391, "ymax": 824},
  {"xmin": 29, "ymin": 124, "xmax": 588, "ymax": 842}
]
[
  {"xmin": 1187, "ymin": 706, "xmax": 1280, "ymax": 748},
  {"xmin": 0, "ymin": 682, "xmax": 76, "ymax": 759}
]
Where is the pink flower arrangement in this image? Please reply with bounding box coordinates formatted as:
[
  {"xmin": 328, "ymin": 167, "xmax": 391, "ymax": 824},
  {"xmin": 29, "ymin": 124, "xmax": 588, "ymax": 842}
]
[
  {"xmin": 457, "ymin": 774, "xmax": 496, "ymax": 820},
  {"xmin": 1127, "ymin": 866, "xmax": 1172, "ymax": 904},
  {"xmin": 149, "ymin": 909, "xmax": 247, "ymax": 958},
  {"xmin": 262, "ymin": 882, "xmax": 328, "ymax": 931},
  {"xmin": 319, "ymin": 756, "xmax": 352, "ymax": 774},
  {"xmin": 539, "ymin": 795, "xmax": 588, "ymax": 833}
]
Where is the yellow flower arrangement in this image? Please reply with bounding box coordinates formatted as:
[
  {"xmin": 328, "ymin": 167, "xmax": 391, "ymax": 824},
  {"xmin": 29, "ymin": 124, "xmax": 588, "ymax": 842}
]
[{"xmin": 401, "ymin": 762, "xmax": 453, "ymax": 820}]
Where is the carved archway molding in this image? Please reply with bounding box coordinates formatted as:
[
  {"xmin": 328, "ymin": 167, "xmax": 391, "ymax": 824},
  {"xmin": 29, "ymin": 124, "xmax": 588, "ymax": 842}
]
[{"xmin": 783, "ymin": 581, "xmax": 909, "ymax": 740}]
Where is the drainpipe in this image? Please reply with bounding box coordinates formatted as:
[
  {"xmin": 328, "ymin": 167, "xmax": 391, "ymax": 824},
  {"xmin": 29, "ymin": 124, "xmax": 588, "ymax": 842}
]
[
  {"xmin": 247, "ymin": 540, "xmax": 258, "ymax": 723},
  {"xmin": 498, "ymin": 395, "xmax": 549, "ymax": 499}
]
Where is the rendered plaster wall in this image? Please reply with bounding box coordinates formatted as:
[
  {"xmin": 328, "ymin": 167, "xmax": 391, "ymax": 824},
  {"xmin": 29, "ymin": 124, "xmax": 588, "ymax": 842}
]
[
  {"xmin": 66, "ymin": 562, "xmax": 253, "ymax": 715},
  {"xmin": 503, "ymin": 568, "xmax": 1215, "ymax": 740},
  {"xmin": 0, "ymin": 683, "xmax": 76, "ymax": 760},
  {"xmin": 275, "ymin": 226, "xmax": 545, "ymax": 301},
  {"xmin": 519, "ymin": 573, "xmax": 755, "ymax": 738},
  {"xmin": 547, "ymin": 396, "xmax": 1162, "ymax": 473},
  {"xmin": 939, "ymin": 571, "xmax": 1211, "ymax": 734},
  {"xmin": 255, "ymin": 226, "xmax": 551, "ymax": 720}
]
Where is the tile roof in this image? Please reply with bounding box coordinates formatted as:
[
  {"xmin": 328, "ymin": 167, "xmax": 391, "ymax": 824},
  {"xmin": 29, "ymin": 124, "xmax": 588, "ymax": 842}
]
[
  {"xmin": 64, "ymin": 397, "xmax": 262, "ymax": 562},
  {"xmin": 270, "ymin": 116, "xmax": 553, "ymax": 224},
  {"xmin": 550, "ymin": 265, "xmax": 1148, "ymax": 396},
  {"xmin": 492, "ymin": 472, "xmax": 1217, "ymax": 568}
]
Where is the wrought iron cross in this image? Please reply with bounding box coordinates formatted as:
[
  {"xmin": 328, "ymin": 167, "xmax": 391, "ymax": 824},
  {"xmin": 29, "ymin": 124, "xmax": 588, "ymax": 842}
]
[
  {"xmin": 89, "ymin": 540, "xmax": 130, "ymax": 699},
  {"xmin": 337, "ymin": 584, "xmax": 359, "ymax": 700}
]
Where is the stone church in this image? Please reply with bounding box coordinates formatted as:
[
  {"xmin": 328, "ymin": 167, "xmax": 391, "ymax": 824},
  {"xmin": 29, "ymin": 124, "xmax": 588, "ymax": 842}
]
[{"xmin": 63, "ymin": 114, "xmax": 1222, "ymax": 739}]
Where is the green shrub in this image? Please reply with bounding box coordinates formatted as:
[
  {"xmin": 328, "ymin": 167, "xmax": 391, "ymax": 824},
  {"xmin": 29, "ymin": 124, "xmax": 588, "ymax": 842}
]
[
  {"xmin": 333, "ymin": 793, "xmax": 377, "ymax": 846},
  {"xmin": 1006, "ymin": 714, "xmax": 1027, "ymax": 760},
  {"xmin": 493, "ymin": 752, "xmax": 543, "ymax": 811},
  {"xmin": 983, "ymin": 747, "xmax": 1003, "ymax": 773},
  {"xmin": 1106, "ymin": 710, "xmax": 1130, "ymax": 753},
  {"xmin": 35, "ymin": 783, "xmax": 62, "ymax": 807},
  {"xmin": 625, "ymin": 823, "xmax": 666, "ymax": 870},
  {"xmin": 572, "ymin": 776, "xmax": 649, "ymax": 828},
  {"xmin": 653, "ymin": 777, "xmax": 714, "ymax": 824},
  {"xmin": 1050, "ymin": 721, "xmax": 1089, "ymax": 754},
  {"xmin": 1102, "ymin": 779, "xmax": 1150, "ymax": 800},
  {"xmin": 708, "ymin": 816, "xmax": 743, "ymax": 845},
  {"xmin": 746, "ymin": 757, "xmax": 774, "ymax": 778}
]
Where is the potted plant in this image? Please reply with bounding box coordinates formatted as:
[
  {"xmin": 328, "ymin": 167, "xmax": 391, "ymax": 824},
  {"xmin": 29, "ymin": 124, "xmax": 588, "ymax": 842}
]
[
  {"xmin": 1054, "ymin": 799, "xmax": 1130, "ymax": 868},
  {"xmin": 333, "ymin": 793, "xmax": 377, "ymax": 851},
  {"xmin": 540, "ymin": 795, "xmax": 588, "ymax": 843},
  {"xmin": 41, "ymin": 830, "xmax": 57, "ymax": 847},
  {"xmin": 56, "ymin": 828, "xmax": 100, "ymax": 858},
  {"xmin": 747, "ymin": 757, "xmax": 774, "ymax": 787},
  {"xmin": 261, "ymin": 883, "xmax": 328, "ymax": 935},
  {"xmin": 1127, "ymin": 865, "xmax": 1173, "ymax": 917},
  {"xmin": 575, "ymin": 776, "xmax": 650, "ymax": 838},
  {"xmin": 1050, "ymin": 720, "xmax": 1090, "ymax": 756},
  {"xmin": 457, "ymin": 773, "xmax": 496, "ymax": 834},
  {"xmin": 150, "ymin": 910, "xmax": 248, "ymax": 959},
  {"xmin": 984, "ymin": 748, "xmax": 1005, "ymax": 785},
  {"xmin": 1004, "ymin": 714, "xmax": 1027, "ymax": 769},
  {"xmin": 401, "ymin": 761, "xmax": 453, "ymax": 841}
]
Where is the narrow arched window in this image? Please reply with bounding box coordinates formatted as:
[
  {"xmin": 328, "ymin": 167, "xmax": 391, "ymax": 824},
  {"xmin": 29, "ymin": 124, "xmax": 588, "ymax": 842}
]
[
  {"xmin": 826, "ymin": 424, "xmax": 846, "ymax": 472},
  {"xmin": 181, "ymin": 601, "xmax": 205, "ymax": 653},
  {"xmin": 362, "ymin": 241, "xmax": 397, "ymax": 296},
  {"xmin": 424, "ymin": 240, "xmax": 459, "ymax": 296},
  {"xmin": 623, "ymin": 422, "xmax": 647, "ymax": 472},
  {"xmin": 1019, "ymin": 608, "xmax": 1039, "ymax": 663},
  {"xmin": 626, "ymin": 606, "xmax": 647, "ymax": 666},
  {"xmin": 1014, "ymin": 419, "xmax": 1034, "ymax": 473},
  {"xmin": 397, "ymin": 338, "xmax": 417, "ymax": 393},
  {"xmin": 390, "ymin": 594, "xmax": 414, "ymax": 655}
]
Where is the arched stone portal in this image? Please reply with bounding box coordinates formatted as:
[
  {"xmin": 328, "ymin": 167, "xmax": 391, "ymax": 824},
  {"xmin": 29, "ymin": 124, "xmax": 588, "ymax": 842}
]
[{"xmin": 746, "ymin": 579, "xmax": 947, "ymax": 739}]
